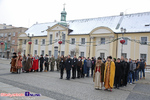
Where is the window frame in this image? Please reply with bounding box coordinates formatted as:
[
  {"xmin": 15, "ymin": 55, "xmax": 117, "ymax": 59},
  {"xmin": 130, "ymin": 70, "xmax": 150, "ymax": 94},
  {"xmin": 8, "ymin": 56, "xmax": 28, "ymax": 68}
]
[
  {"xmin": 35, "ymin": 39, "xmax": 38, "ymax": 45},
  {"xmin": 71, "ymin": 38, "xmax": 75, "ymax": 44},
  {"xmin": 42, "ymin": 39, "xmax": 45, "ymax": 45},
  {"xmin": 122, "ymin": 53, "xmax": 127, "ymax": 59},
  {"xmin": 141, "ymin": 37, "xmax": 147, "ymax": 45},
  {"xmin": 50, "ymin": 34, "xmax": 53, "ymax": 44},
  {"xmin": 80, "ymin": 52, "xmax": 84, "ymax": 57},
  {"xmin": 100, "ymin": 53, "xmax": 105, "ymax": 59},
  {"xmin": 34, "ymin": 50, "xmax": 37, "ymax": 55},
  {"xmin": 100, "ymin": 38, "xmax": 105, "ymax": 44},
  {"xmin": 81, "ymin": 38, "xmax": 85, "ymax": 44},
  {"xmin": 140, "ymin": 54, "xmax": 147, "ymax": 61},
  {"xmin": 13, "ymin": 32, "xmax": 15, "ymax": 36},
  {"xmin": 49, "ymin": 51, "xmax": 51, "ymax": 56}
]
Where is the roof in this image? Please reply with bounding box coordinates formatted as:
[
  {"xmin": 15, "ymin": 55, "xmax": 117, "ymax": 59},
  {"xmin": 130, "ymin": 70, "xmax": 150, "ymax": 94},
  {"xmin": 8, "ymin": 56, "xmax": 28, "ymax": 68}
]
[
  {"xmin": 116, "ymin": 12, "xmax": 150, "ymax": 33},
  {"xmin": 25, "ymin": 11, "xmax": 150, "ymax": 36},
  {"xmin": 25, "ymin": 22, "xmax": 57, "ymax": 36}
]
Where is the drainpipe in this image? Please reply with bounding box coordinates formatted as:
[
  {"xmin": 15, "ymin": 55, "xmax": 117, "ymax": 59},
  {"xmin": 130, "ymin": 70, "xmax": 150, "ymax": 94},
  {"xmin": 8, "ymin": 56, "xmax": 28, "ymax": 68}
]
[{"xmin": 116, "ymin": 34, "xmax": 118, "ymax": 58}]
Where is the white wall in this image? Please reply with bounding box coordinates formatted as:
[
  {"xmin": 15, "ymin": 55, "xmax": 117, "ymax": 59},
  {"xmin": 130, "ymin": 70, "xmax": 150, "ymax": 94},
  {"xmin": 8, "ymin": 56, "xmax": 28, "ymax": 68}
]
[{"xmin": 95, "ymin": 37, "xmax": 110, "ymax": 59}]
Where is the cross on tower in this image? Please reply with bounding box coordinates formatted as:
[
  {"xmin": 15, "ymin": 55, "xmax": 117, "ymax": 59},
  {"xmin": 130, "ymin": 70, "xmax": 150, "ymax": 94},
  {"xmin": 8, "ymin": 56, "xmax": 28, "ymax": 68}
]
[{"xmin": 63, "ymin": 3, "xmax": 66, "ymax": 9}]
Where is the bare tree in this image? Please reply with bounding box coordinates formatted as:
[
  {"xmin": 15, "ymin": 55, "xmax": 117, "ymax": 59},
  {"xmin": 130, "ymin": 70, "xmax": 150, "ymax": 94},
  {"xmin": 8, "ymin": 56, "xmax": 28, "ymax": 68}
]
[{"xmin": 71, "ymin": 48, "xmax": 79, "ymax": 55}]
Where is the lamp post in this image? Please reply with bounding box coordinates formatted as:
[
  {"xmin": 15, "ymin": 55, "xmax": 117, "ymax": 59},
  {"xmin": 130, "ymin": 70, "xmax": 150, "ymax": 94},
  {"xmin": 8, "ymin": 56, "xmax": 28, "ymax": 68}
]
[
  {"xmin": 58, "ymin": 31, "xmax": 63, "ymax": 56},
  {"xmin": 120, "ymin": 27, "xmax": 126, "ymax": 57},
  {"xmin": 1, "ymin": 41, "xmax": 4, "ymax": 58},
  {"xmin": 28, "ymin": 33, "xmax": 32, "ymax": 54}
]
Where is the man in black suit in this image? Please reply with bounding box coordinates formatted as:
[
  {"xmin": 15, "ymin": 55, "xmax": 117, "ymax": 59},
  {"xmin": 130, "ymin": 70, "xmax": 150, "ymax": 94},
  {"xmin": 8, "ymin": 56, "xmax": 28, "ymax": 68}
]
[
  {"xmin": 65, "ymin": 55, "xmax": 72, "ymax": 80},
  {"xmin": 39, "ymin": 55, "xmax": 44, "ymax": 72},
  {"xmin": 72, "ymin": 55, "xmax": 78, "ymax": 79}
]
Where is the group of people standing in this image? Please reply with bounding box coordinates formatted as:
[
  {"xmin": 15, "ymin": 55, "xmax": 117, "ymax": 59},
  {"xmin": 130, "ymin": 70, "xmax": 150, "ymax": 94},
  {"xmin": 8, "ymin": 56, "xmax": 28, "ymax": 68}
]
[
  {"xmin": 93, "ymin": 56, "xmax": 146, "ymax": 92},
  {"xmin": 10, "ymin": 52, "xmax": 147, "ymax": 92},
  {"xmin": 10, "ymin": 53, "xmax": 58, "ymax": 73}
]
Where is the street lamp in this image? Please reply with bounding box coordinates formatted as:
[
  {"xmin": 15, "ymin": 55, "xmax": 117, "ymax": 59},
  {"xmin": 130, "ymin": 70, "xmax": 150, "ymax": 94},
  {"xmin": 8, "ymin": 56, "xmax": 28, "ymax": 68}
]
[
  {"xmin": 58, "ymin": 31, "xmax": 63, "ymax": 56},
  {"xmin": 28, "ymin": 33, "xmax": 33, "ymax": 54},
  {"xmin": 120, "ymin": 27, "xmax": 126, "ymax": 57}
]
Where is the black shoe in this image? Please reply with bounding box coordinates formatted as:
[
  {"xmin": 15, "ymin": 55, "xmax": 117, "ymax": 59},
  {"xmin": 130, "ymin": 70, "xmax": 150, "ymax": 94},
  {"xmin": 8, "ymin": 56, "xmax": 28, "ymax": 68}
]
[{"xmin": 117, "ymin": 87, "xmax": 119, "ymax": 89}]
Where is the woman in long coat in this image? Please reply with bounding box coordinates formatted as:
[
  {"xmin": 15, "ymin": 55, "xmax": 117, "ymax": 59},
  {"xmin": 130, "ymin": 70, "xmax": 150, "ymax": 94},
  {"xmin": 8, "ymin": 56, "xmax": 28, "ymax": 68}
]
[
  {"xmin": 10, "ymin": 52, "xmax": 17, "ymax": 73},
  {"xmin": 16, "ymin": 52, "xmax": 23, "ymax": 74},
  {"xmin": 93, "ymin": 57, "xmax": 105, "ymax": 90},
  {"xmin": 24, "ymin": 54, "xmax": 32, "ymax": 73},
  {"xmin": 22, "ymin": 54, "xmax": 26, "ymax": 72}
]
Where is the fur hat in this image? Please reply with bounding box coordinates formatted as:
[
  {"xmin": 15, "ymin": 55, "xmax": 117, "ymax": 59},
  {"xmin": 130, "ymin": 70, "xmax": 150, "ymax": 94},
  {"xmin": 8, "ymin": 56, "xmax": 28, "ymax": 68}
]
[
  {"xmin": 107, "ymin": 56, "xmax": 112, "ymax": 59},
  {"xmin": 97, "ymin": 57, "xmax": 102, "ymax": 60}
]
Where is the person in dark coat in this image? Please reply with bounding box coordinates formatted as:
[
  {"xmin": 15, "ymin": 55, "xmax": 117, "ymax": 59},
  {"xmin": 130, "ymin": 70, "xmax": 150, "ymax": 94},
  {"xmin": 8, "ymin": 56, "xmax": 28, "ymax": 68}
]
[
  {"xmin": 44, "ymin": 54, "xmax": 49, "ymax": 72},
  {"xmin": 120, "ymin": 56, "xmax": 125, "ymax": 86},
  {"xmin": 123, "ymin": 58, "xmax": 129, "ymax": 86},
  {"xmin": 91, "ymin": 57, "xmax": 96, "ymax": 77},
  {"xmin": 139, "ymin": 59, "xmax": 145, "ymax": 79},
  {"xmin": 114, "ymin": 58, "xmax": 122, "ymax": 89},
  {"xmin": 59, "ymin": 55, "xmax": 66, "ymax": 79},
  {"xmin": 65, "ymin": 55, "xmax": 72, "ymax": 80},
  {"xmin": 39, "ymin": 55, "xmax": 44, "ymax": 72},
  {"xmin": 77, "ymin": 56, "xmax": 82, "ymax": 78},
  {"xmin": 72, "ymin": 55, "xmax": 78, "ymax": 79}
]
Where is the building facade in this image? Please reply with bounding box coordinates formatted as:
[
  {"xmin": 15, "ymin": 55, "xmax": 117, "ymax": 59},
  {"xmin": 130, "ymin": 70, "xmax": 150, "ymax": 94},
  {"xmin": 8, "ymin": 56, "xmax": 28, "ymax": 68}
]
[
  {"xmin": 0, "ymin": 27, "xmax": 28, "ymax": 58},
  {"xmin": 18, "ymin": 8, "xmax": 150, "ymax": 65}
]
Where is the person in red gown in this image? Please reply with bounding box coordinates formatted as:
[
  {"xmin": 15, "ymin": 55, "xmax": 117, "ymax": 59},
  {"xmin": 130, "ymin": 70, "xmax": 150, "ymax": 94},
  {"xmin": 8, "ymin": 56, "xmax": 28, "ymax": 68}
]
[{"xmin": 32, "ymin": 54, "xmax": 39, "ymax": 72}]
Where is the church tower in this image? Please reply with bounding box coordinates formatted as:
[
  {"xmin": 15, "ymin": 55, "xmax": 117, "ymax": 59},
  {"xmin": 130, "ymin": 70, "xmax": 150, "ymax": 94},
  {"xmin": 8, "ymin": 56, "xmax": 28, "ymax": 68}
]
[{"xmin": 61, "ymin": 4, "xmax": 67, "ymax": 21}]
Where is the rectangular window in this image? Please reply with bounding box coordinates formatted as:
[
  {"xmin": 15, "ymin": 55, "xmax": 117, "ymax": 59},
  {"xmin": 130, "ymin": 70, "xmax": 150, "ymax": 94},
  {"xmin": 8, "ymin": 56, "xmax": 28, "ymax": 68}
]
[
  {"xmin": 49, "ymin": 51, "xmax": 51, "ymax": 56},
  {"xmin": 122, "ymin": 53, "xmax": 127, "ymax": 59},
  {"xmin": 13, "ymin": 32, "xmax": 15, "ymax": 36},
  {"xmin": 11, "ymin": 48, "xmax": 14, "ymax": 52},
  {"xmin": 81, "ymin": 52, "xmax": 84, "ymax": 57},
  {"xmin": 12, "ymin": 40, "xmax": 15, "ymax": 44},
  {"xmin": 71, "ymin": 51, "xmax": 75, "ymax": 57},
  {"xmin": 71, "ymin": 38, "xmax": 75, "ymax": 44},
  {"xmin": 123, "ymin": 38, "xmax": 128, "ymax": 45},
  {"xmin": 100, "ymin": 53, "xmax": 105, "ymax": 59},
  {"xmin": 34, "ymin": 50, "xmax": 37, "ymax": 55},
  {"xmin": 61, "ymin": 51, "xmax": 64, "ymax": 56},
  {"xmin": 141, "ymin": 37, "xmax": 147, "ymax": 45},
  {"xmin": 5, "ymin": 33, "xmax": 7, "ymax": 37},
  {"xmin": 7, "ymin": 43, "xmax": 10, "ymax": 48},
  {"xmin": 41, "ymin": 50, "xmax": 44, "ymax": 56},
  {"xmin": 9, "ymin": 33, "xmax": 11, "ymax": 36},
  {"xmin": 81, "ymin": 38, "xmax": 85, "ymax": 44},
  {"xmin": 24, "ymin": 40, "xmax": 26, "ymax": 44},
  {"xmin": 101, "ymin": 38, "xmax": 105, "ymax": 44},
  {"xmin": 1, "ymin": 33, "xmax": 4, "ymax": 37},
  {"xmin": 50, "ymin": 35, "xmax": 53, "ymax": 44},
  {"xmin": 62, "ymin": 34, "xmax": 65, "ymax": 44},
  {"xmin": 35, "ymin": 39, "xmax": 38, "ymax": 45},
  {"xmin": 42, "ymin": 39, "xmax": 45, "ymax": 45},
  {"xmin": 140, "ymin": 54, "xmax": 147, "ymax": 61}
]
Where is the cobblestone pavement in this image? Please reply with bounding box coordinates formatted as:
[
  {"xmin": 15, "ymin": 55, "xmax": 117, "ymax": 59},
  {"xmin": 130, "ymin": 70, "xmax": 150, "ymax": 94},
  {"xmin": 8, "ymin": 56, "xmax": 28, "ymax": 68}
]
[{"xmin": 0, "ymin": 59, "xmax": 150, "ymax": 100}]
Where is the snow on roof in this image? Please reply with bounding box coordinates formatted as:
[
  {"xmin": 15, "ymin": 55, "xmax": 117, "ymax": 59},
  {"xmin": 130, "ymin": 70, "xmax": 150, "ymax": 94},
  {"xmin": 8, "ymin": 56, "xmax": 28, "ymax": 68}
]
[
  {"xmin": 25, "ymin": 11, "xmax": 150, "ymax": 36},
  {"xmin": 68, "ymin": 16, "xmax": 121, "ymax": 34},
  {"xmin": 25, "ymin": 22, "xmax": 57, "ymax": 36},
  {"xmin": 116, "ymin": 12, "xmax": 150, "ymax": 33}
]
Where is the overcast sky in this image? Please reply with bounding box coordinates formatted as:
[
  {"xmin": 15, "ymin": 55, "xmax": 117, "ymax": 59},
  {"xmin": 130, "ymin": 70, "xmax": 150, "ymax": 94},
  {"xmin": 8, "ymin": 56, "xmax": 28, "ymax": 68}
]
[{"xmin": 0, "ymin": 0, "xmax": 150, "ymax": 28}]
